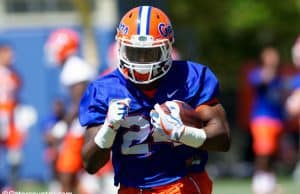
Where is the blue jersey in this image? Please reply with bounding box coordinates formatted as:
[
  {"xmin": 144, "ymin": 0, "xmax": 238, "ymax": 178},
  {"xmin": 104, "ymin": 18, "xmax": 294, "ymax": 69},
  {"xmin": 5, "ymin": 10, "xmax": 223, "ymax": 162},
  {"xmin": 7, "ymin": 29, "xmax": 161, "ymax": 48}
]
[
  {"xmin": 79, "ymin": 60, "xmax": 219, "ymax": 188},
  {"xmin": 248, "ymin": 68, "xmax": 284, "ymax": 120}
]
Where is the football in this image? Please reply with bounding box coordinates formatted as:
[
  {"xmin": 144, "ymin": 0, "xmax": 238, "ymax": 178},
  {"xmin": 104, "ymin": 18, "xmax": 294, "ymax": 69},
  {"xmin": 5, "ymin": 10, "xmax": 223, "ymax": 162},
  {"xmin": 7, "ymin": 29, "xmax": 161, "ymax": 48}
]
[{"xmin": 159, "ymin": 100, "xmax": 203, "ymax": 128}]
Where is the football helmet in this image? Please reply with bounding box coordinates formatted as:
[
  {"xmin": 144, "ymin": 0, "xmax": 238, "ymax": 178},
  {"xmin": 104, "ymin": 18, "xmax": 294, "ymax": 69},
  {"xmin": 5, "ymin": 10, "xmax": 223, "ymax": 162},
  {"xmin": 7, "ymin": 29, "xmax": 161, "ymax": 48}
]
[
  {"xmin": 292, "ymin": 36, "xmax": 300, "ymax": 67},
  {"xmin": 45, "ymin": 29, "xmax": 79, "ymax": 65},
  {"xmin": 116, "ymin": 6, "xmax": 174, "ymax": 84}
]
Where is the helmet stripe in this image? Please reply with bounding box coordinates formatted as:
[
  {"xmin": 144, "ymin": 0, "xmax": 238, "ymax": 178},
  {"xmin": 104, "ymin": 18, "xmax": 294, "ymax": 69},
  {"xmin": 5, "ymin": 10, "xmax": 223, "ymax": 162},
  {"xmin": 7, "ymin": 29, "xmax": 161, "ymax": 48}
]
[
  {"xmin": 137, "ymin": 7, "xmax": 142, "ymax": 35},
  {"xmin": 146, "ymin": 6, "xmax": 152, "ymax": 35},
  {"xmin": 139, "ymin": 6, "xmax": 150, "ymax": 35}
]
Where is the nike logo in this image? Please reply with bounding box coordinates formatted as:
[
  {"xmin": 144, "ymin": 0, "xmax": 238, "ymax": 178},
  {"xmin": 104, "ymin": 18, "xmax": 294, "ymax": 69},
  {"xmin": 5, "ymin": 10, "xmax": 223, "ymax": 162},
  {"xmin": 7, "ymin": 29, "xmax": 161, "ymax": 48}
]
[{"xmin": 167, "ymin": 89, "xmax": 178, "ymax": 98}]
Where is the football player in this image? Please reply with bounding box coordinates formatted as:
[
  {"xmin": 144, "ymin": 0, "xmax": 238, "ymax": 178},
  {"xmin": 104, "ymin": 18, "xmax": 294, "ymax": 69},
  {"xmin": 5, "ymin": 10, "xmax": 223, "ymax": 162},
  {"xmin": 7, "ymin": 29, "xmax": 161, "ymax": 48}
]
[
  {"xmin": 79, "ymin": 6, "xmax": 231, "ymax": 194},
  {"xmin": 45, "ymin": 29, "xmax": 96, "ymax": 192},
  {"xmin": 0, "ymin": 40, "xmax": 23, "ymax": 189},
  {"xmin": 248, "ymin": 47, "xmax": 284, "ymax": 194}
]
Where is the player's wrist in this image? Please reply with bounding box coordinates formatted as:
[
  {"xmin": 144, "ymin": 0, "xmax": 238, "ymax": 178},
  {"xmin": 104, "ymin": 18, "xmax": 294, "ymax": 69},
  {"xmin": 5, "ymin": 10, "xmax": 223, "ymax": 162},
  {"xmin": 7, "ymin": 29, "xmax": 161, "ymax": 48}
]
[
  {"xmin": 179, "ymin": 126, "xmax": 206, "ymax": 148},
  {"xmin": 169, "ymin": 125, "xmax": 185, "ymax": 141},
  {"xmin": 105, "ymin": 118, "xmax": 120, "ymax": 130},
  {"xmin": 94, "ymin": 121, "xmax": 117, "ymax": 149}
]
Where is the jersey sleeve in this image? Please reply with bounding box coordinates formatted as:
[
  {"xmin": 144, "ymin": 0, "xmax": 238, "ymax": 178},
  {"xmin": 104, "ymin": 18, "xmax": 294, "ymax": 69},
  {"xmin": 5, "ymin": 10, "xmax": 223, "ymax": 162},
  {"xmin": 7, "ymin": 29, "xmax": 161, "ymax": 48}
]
[
  {"xmin": 79, "ymin": 81, "xmax": 108, "ymax": 127},
  {"xmin": 190, "ymin": 66, "xmax": 220, "ymax": 106}
]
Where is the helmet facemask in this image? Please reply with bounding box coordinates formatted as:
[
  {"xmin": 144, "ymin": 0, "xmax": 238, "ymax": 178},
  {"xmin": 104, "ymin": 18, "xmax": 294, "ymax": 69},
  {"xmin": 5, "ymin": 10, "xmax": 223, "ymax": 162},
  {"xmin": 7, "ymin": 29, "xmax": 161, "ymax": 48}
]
[{"xmin": 117, "ymin": 35, "xmax": 172, "ymax": 84}]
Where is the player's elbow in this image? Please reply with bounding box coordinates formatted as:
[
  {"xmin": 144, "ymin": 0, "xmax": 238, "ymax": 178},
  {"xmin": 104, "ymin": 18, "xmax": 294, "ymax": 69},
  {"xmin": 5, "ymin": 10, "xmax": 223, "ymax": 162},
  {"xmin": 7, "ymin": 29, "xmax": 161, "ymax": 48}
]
[
  {"xmin": 81, "ymin": 147, "xmax": 103, "ymax": 174},
  {"xmin": 220, "ymin": 128, "xmax": 231, "ymax": 152},
  {"xmin": 81, "ymin": 145, "xmax": 110, "ymax": 174},
  {"xmin": 82, "ymin": 153, "xmax": 98, "ymax": 174},
  {"xmin": 82, "ymin": 152, "xmax": 107, "ymax": 174},
  {"xmin": 83, "ymin": 160, "xmax": 100, "ymax": 174},
  {"xmin": 222, "ymin": 133, "xmax": 231, "ymax": 152}
]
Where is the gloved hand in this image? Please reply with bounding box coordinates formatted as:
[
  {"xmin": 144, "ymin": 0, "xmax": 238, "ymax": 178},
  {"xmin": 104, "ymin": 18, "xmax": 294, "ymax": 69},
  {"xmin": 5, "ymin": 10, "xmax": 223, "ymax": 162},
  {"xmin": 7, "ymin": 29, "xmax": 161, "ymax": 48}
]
[
  {"xmin": 150, "ymin": 101, "xmax": 185, "ymax": 141},
  {"xmin": 105, "ymin": 98, "xmax": 131, "ymax": 130}
]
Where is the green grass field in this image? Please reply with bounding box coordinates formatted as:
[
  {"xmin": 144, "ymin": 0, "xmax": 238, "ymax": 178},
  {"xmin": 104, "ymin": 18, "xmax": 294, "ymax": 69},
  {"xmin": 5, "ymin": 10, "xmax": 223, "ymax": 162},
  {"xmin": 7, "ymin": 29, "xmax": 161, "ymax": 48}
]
[
  {"xmin": 17, "ymin": 177, "xmax": 300, "ymax": 194},
  {"xmin": 213, "ymin": 178, "xmax": 300, "ymax": 194}
]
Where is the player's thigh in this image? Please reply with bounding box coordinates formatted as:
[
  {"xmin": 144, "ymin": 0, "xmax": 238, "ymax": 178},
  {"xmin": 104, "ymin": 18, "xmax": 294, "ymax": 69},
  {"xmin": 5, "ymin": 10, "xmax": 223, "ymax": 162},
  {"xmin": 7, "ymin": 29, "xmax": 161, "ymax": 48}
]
[
  {"xmin": 118, "ymin": 171, "xmax": 212, "ymax": 194},
  {"xmin": 180, "ymin": 171, "xmax": 213, "ymax": 194}
]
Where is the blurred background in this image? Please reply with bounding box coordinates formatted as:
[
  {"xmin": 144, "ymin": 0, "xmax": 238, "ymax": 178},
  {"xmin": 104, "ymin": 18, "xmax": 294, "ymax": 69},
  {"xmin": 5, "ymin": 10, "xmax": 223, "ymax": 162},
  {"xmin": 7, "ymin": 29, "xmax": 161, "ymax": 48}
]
[{"xmin": 0, "ymin": 0, "xmax": 300, "ymax": 193}]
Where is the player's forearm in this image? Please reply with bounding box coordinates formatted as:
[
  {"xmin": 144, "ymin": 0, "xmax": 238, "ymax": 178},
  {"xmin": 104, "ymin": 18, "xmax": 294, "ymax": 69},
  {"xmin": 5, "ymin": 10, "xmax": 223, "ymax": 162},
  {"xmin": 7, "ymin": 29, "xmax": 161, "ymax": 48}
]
[
  {"xmin": 82, "ymin": 141, "xmax": 111, "ymax": 174},
  {"xmin": 200, "ymin": 118, "xmax": 231, "ymax": 151},
  {"xmin": 82, "ymin": 125, "xmax": 112, "ymax": 174},
  {"xmin": 190, "ymin": 103, "xmax": 231, "ymax": 151}
]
